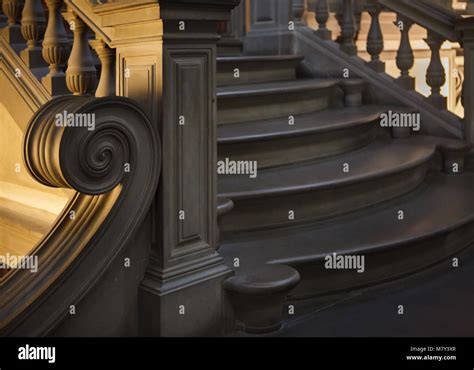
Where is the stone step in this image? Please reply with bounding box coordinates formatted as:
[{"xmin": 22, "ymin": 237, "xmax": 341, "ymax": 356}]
[
  {"xmin": 219, "ymin": 171, "xmax": 474, "ymax": 302},
  {"xmin": 217, "ymin": 78, "xmax": 340, "ymax": 125},
  {"xmin": 218, "ymin": 105, "xmax": 388, "ymax": 169},
  {"xmin": 217, "ymin": 54, "xmax": 303, "ymax": 86}
]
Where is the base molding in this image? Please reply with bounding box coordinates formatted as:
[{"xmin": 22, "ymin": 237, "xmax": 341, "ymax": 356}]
[{"xmin": 139, "ymin": 254, "xmax": 233, "ymax": 337}]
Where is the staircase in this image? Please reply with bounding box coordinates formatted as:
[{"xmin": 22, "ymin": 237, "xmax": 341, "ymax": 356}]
[
  {"xmin": 215, "ymin": 52, "xmax": 474, "ymax": 333},
  {"xmin": 1, "ymin": 0, "xmax": 474, "ymax": 337}
]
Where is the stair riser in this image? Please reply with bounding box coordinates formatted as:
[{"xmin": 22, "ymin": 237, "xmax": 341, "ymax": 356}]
[
  {"xmin": 217, "ymin": 46, "xmax": 243, "ymax": 56},
  {"xmin": 286, "ymin": 220, "xmax": 474, "ymax": 300},
  {"xmin": 218, "ymin": 88, "xmax": 334, "ymax": 125},
  {"xmin": 217, "ymin": 61, "xmax": 299, "ymax": 87},
  {"xmin": 220, "ymin": 161, "xmax": 432, "ymax": 234},
  {"xmin": 218, "ymin": 124, "xmax": 379, "ymax": 170}
]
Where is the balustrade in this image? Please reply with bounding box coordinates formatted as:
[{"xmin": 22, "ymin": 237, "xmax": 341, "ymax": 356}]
[{"xmin": 0, "ymin": 0, "xmax": 118, "ymax": 98}]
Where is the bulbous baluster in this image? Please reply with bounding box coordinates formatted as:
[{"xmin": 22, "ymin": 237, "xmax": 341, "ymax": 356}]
[
  {"xmin": 2, "ymin": 0, "xmax": 24, "ymax": 43},
  {"xmin": 20, "ymin": 0, "xmax": 46, "ymax": 67},
  {"xmin": 425, "ymin": 30, "xmax": 447, "ymax": 109},
  {"xmin": 90, "ymin": 37, "xmax": 115, "ymax": 97},
  {"xmin": 42, "ymin": 0, "xmax": 70, "ymax": 95},
  {"xmin": 340, "ymin": 0, "xmax": 357, "ymax": 55},
  {"xmin": 366, "ymin": 1, "xmax": 384, "ymax": 72},
  {"xmin": 395, "ymin": 15, "xmax": 415, "ymax": 89},
  {"xmin": 313, "ymin": 0, "xmax": 331, "ymax": 40},
  {"xmin": 64, "ymin": 10, "xmax": 97, "ymax": 96}
]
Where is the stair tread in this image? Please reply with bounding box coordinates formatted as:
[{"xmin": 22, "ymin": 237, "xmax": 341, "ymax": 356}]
[
  {"xmin": 217, "ymin": 78, "xmax": 339, "ymax": 98},
  {"xmin": 217, "ymin": 54, "xmax": 304, "ymax": 63},
  {"xmin": 220, "ymin": 172, "xmax": 474, "ymax": 268},
  {"xmin": 219, "ymin": 136, "xmax": 454, "ymax": 199},
  {"xmin": 218, "ymin": 105, "xmax": 388, "ymax": 144},
  {"xmin": 224, "ymin": 264, "xmax": 300, "ymax": 295}
]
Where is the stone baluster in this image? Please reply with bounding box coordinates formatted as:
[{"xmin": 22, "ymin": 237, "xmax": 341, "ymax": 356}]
[
  {"xmin": 20, "ymin": 0, "xmax": 46, "ymax": 67},
  {"xmin": 456, "ymin": 18, "xmax": 474, "ymax": 144},
  {"xmin": 42, "ymin": 0, "xmax": 70, "ymax": 95},
  {"xmin": 340, "ymin": 0, "xmax": 357, "ymax": 55},
  {"xmin": 425, "ymin": 30, "xmax": 447, "ymax": 109},
  {"xmin": 64, "ymin": 10, "xmax": 97, "ymax": 96},
  {"xmin": 395, "ymin": 15, "xmax": 415, "ymax": 89},
  {"xmin": 1, "ymin": 0, "xmax": 24, "ymax": 43},
  {"xmin": 366, "ymin": 1, "xmax": 384, "ymax": 72},
  {"xmin": 312, "ymin": 0, "xmax": 331, "ymax": 40},
  {"xmin": 90, "ymin": 37, "xmax": 115, "ymax": 97}
]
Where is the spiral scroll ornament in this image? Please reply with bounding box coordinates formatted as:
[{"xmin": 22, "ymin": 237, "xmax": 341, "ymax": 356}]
[{"xmin": 24, "ymin": 96, "xmax": 160, "ymax": 196}]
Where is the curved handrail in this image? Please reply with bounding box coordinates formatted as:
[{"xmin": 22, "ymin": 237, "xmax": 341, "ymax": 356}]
[{"xmin": 0, "ymin": 95, "xmax": 161, "ymax": 335}]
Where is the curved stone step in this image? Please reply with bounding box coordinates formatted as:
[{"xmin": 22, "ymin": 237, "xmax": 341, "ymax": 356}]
[
  {"xmin": 218, "ymin": 136, "xmax": 469, "ymax": 233},
  {"xmin": 217, "ymin": 38, "xmax": 243, "ymax": 57},
  {"xmin": 218, "ymin": 105, "xmax": 387, "ymax": 169},
  {"xmin": 219, "ymin": 171, "xmax": 474, "ymax": 299},
  {"xmin": 217, "ymin": 54, "xmax": 303, "ymax": 86},
  {"xmin": 224, "ymin": 264, "xmax": 300, "ymax": 333},
  {"xmin": 217, "ymin": 78, "xmax": 339, "ymax": 125}
]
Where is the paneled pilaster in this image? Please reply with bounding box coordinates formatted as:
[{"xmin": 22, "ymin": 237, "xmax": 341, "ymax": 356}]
[{"xmin": 100, "ymin": 0, "xmax": 237, "ymax": 336}]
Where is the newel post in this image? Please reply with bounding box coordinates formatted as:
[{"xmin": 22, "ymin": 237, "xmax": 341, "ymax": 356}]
[
  {"xmin": 457, "ymin": 17, "xmax": 474, "ymax": 144},
  {"xmin": 103, "ymin": 0, "xmax": 237, "ymax": 337}
]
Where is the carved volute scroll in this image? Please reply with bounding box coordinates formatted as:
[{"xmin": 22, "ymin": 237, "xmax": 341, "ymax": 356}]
[{"xmin": 0, "ymin": 96, "xmax": 161, "ymax": 333}]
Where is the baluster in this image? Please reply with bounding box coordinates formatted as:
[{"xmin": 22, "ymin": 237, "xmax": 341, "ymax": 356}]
[
  {"xmin": 1, "ymin": 0, "xmax": 24, "ymax": 43},
  {"xmin": 395, "ymin": 15, "xmax": 415, "ymax": 89},
  {"xmin": 90, "ymin": 37, "xmax": 115, "ymax": 97},
  {"xmin": 312, "ymin": 0, "xmax": 331, "ymax": 40},
  {"xmin": 340, "ymin": 0, "xmax": 357, "ymax": 55},
  {"xmin": 366, "ymin": 1, "xmax": 384, "ymax": 72},
  {"xmin": 425, "ymin": 30, "xmax": 447, "ymax": 109},
  {"xmin": 64, "ymin": 10, "xmax": 97, "ymax": 96},
  {"xmin": 293, "ymin": 0, "xmax": 305, "ymax": 25},
  {"xmin": 20, "ymin": 0, "xmax": 46, "ymax": 68},
  {"xmin": 42, "ymin": 0, "xmax": 70, "ymax": 95}
]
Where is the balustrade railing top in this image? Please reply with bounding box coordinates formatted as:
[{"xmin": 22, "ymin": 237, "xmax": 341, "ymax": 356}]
[{"xmin": 306, "ymin": 0, "xmax": 474, "ymax": 143}]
